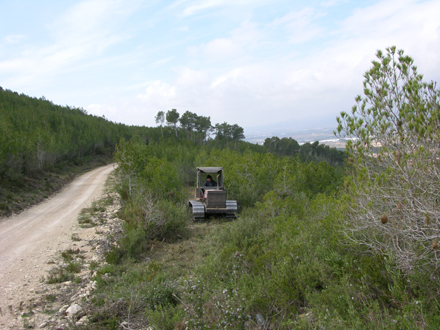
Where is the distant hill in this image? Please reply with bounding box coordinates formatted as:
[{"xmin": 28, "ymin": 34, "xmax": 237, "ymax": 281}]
[
  {"xmin": 245, "ymin": 126, "xmax": 335, "ymax": 144},
  {"xmin": 244, "ymin": 114, "xmax": 342, "ymax": 146}
]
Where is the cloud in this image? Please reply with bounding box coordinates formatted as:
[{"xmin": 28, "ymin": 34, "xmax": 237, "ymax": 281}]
[
  {"xmin": 183, "ymin": 0, "xmax": 224, "ymax": 16},
  {"xmin": 131, "ymin": 0, "xmax": 440, "ymax": 129},
  {"xmin": 133, "ymin": 59, "xmax": 344, "ymax": 127},
  {"xmin": 152, "ymin": 57, "xmax": 175, "ymax": 68},
  {"xmin": 188, "ymin": 20, "xmax": 260, "ymax": 65},
  {"xmin": 271, "ymin": 8, "xmax": 324, "ymax": 44},
  {"xmin": 3, "ymin": 35, "xmax": 25, "ymax": 43},
  {"xmin": 190, "ymin": 38, "xmax": 242, "ymax": 62},
  {"xmin": 179, "ymin": 0, "xmax": 267, "ymax": 16},
  {"xmin": 49, "ymin": 0, "xmax": 137, "ymax": 55},
  {"xmin": 336, "ymin": 0, "xmax": 440, "ymax": 76},
  {"xmin": 175, "ymin": 25, "xmax": 189, "ymax": 31},
  {"xmin": 0, "ymin": 0, "xmax": 140, "ymax": 89},
  {"xmin": 211, "ymin": 68, "xmax": 243, "ymax": 88},
  {"xmin": 3, "ymin": 0, "xmax": 440, "ymax": 131},
  {"xmin": 321, "ymin": 0, "xmax": 350, "ymax": 7},
  {"xmin": 138, "ymin": 81, "xmax": 177, "ymax": 102}
]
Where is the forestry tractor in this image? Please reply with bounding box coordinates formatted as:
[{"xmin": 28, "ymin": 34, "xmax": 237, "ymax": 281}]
[{"xmin": 187, "ymin": 167, "xmax": 237, "ymax": 221}]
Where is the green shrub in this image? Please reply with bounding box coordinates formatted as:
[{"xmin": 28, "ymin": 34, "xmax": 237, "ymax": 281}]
[
  {"xmin": 147, "ymin": 305, "xmax": 185, "ymax": 329},
  {"xmin": 65, "ymin": 261, "xmax": 82, "ymax": 273},
  {"xmin": 115, "ymin": 196, "xmax": 188, "ymax": 261},
  {"xmin": 46, "ymin": 268, "xmax": 74, "ymax": 284}
]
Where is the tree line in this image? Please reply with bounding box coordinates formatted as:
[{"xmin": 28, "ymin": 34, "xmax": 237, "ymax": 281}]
[
  {"xmin": 155, "ymin": 109, "xmax": 245, "ymax": 146},
  {"xmin": 263, "ymin": 136, "xmax": 346, "ymax": 166},
  {"xmin": 155, "ymin": 109, "xmax": 345, "ymax": 165}
]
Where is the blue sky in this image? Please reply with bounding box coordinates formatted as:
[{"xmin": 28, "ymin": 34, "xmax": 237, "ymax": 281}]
[{"xmin": 1, "ymin": 0, "xmax": 439, "ymax": 133}]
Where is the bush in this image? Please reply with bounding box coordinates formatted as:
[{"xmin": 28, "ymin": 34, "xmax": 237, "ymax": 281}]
[
  {"xmin": 114, "ymin": 194, "xmax": 188, "ymax": 261},
  {"xmin": 146, "ymin": 305, "xmax": 185, "ymax": 330}
]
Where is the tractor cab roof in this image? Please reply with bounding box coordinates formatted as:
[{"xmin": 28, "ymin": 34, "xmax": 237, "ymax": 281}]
[{"xmin": 196, "ymin": 167, "xmax": 223, "ymax": 174}]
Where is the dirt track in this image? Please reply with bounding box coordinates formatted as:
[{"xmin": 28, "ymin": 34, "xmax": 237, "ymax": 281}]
[{"xmin": 0, "ymin": 164, "xmax": 115, "ymax": 328}]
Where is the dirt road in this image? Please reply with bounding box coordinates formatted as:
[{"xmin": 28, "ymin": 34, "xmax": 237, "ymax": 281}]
[{"xmin": 0, "ymin": 164, "xmax": 115, "ymax": 328}]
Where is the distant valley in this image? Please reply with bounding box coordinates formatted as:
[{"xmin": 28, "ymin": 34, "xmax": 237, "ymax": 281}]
[{"xmin": 244, "ymin": 126, "xmax": 348, "ymax": 149}]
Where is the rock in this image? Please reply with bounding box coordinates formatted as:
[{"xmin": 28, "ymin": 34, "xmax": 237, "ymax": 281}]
[
  {"xmin": 298, "ymin": 312, "xmax": 313, "ymax": 321},
  {"xmin": 66, "ymin": 303, "xmax": 82, "ymax": 317},
  {"xmin": 256, "ymin": 313, "xmax": 265, "ymax": 326},
  {"xmin": 76, "ymin": 315, "xmax": 89, "ymax": 326},
  {"xmin": 59, "ymin": 305, "xmax": 69, "ymax": 314},
  {"xmin": 39, "ymin": 321, "xmax": 48, "ymax": 328}
]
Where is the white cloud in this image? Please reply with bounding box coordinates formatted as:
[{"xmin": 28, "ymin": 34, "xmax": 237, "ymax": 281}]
[
  {"xmin": 0, "ymin": 0, "xmax": 139, "ymax": 89},
  {"xmin": 175, "ymin": 67, "xmax": 211, "ymax": 86},
  {"xmin": 138, "ymin": 81, "xmax": 177, "ymax": 100},
  {"xmin": 133, "ymin": 60, "xmax": 338, "ymax": 127},
  {"xmin": 188, "ymin": 20, "xmax": 260, "ymax": 64},
  {"xmin": 196, "ymin": 38, "xmax": 241, "ymax": 61},
  {"xmin": 2, "ymin": 0, "xmax": 440, "ymax": 130},
  {"xmin": 272, "ymin": 8, "xmax": 324, "ymax": 44},
  {"xmin": 131, "ymin": 0, "xmax": 440, "ymax": 128},
  {"xmin": 175, "ymin": 25, "xmax": 189, "ymax": 31},
  {"xmin": 152, "ymin": 57, "xmax": 175, "ymax": 68},
  {"xmin": 321, "ymin": 0, "xmax": 350, "ymax": 7},
  {"xmin": 49, "ymin": 0, "xmax": 136, "ymax": 55},
  {"xmin": 3, "ymin": 35, "xmax": 25, "ymax": 43},
  {"xmin": 181, "ymin": 0, "xmax": 259, "ymax": 16},
  {"xmin": 336, "ymin": 0, "xmax": 440, "ymax": 77},
  {"xmin": 211, "ymin": 68, "xmax": 243, "ymax": 88},
  {"xmin": 183, "ymin": 0, "xmax": 224, "ymax": 16}
]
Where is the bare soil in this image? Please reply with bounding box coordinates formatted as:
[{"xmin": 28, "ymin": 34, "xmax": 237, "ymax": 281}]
[{"xmin": 0, "ymin": 164, "xmax": 115, "ymax": 329}]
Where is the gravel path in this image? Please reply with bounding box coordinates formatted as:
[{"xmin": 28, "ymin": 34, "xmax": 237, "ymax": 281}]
[{"xmin": 0, "ymin": 164, "xmax": 115, "ymax": 329}]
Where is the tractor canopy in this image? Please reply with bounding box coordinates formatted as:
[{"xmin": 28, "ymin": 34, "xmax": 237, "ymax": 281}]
[
  {"xmin": 196, "ymin": 167, "xmax": 223, "ymax": 173},
  {"xmin": 196, "ymin": 167, "xmax": 224, "ymax": 190}
]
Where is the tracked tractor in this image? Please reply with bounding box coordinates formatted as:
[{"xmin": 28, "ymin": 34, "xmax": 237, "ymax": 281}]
[{"xmin": 187, "ymin": 167, "xmax": 237, "ymax": 221}]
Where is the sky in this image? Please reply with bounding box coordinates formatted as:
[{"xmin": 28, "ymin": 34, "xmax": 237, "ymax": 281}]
[{"xmin": 1, "ymin": 0, "xmax": 439, "ymax": 134}]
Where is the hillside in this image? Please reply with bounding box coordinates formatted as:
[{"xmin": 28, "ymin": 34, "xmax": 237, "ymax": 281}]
[{"xmin": 0, "ymin": 88, "xmax": 149, "ymax": 216}]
